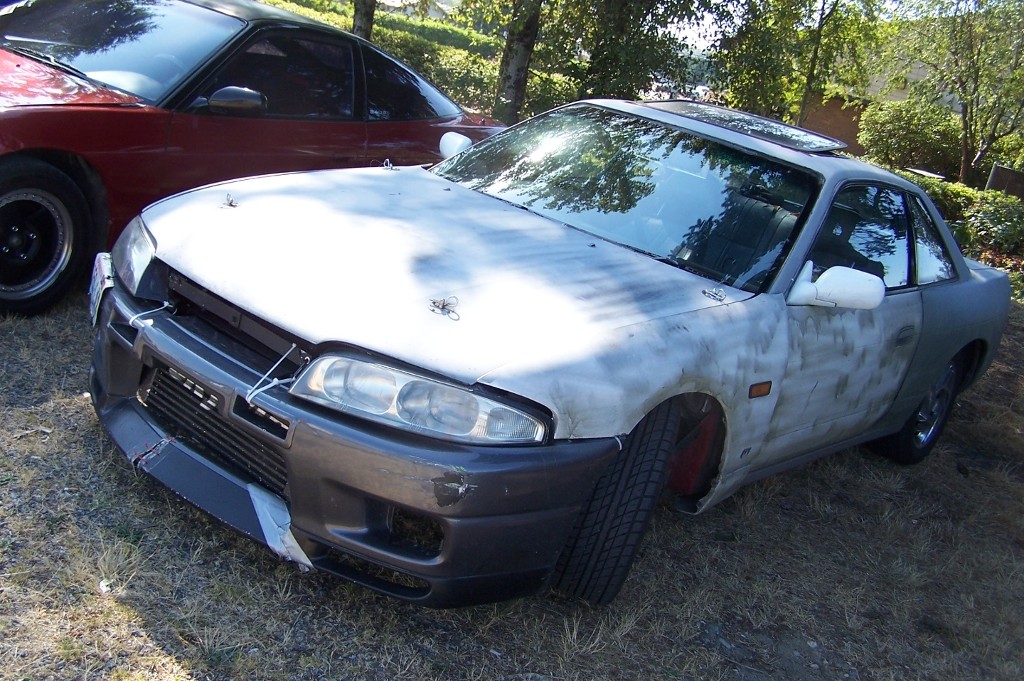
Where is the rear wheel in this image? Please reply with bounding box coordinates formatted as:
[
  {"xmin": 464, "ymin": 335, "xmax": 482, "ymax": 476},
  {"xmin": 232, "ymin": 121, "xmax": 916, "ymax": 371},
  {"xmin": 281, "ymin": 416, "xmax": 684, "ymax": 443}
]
[
  {"xmin": 552, "ymin": 399, "xmax": 681, "ymax": 605},
  {"xmin": 0, "ymin": 158, "xmax": 91, "ymax": 316},
  {"xmin": 871, "ymin": 359, "xmax": 960, "ymax": 465}
]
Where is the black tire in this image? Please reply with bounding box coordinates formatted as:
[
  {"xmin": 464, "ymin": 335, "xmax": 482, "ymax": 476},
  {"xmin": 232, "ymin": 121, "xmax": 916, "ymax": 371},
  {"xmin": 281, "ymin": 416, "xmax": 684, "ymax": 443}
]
[
  {"xmin": 871, "ymin": 359, "xmax": 961, "ymax": 465},
  {"xmin": 552, "ymin": 399, "xmax": 681, "ymax": 605},
  {"xmin": 0, "ymin": 158, "xmax": 91, "ymax": 316}
]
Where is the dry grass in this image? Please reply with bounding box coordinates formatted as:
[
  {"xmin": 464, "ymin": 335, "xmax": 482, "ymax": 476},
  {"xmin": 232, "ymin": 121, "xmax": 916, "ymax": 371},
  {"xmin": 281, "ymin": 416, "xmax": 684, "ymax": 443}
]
[{"xmin": 1, "ymin": 293, "xmax": 1022, "ymax": 680}]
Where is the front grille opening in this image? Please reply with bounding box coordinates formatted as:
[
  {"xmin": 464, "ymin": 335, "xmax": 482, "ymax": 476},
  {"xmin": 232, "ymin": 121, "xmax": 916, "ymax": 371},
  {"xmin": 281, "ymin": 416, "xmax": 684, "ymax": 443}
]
[
  {"xmin": 233, "ymin": 397, "xmax": 290, "ymax": 440},
  {"xmin": 389, "ymin": 507, "xmax": 444, "ymax": 559},
  {"xmin": 168, "ymin": 271, "xmax": 306, "ymax": 375},
  {"xmin": 313, "ymin": 547, "xmax": 430, "ymax": 599},
  {"xmin": 140, "ymin": 366, "xmax": 288, "ymax": 496}
]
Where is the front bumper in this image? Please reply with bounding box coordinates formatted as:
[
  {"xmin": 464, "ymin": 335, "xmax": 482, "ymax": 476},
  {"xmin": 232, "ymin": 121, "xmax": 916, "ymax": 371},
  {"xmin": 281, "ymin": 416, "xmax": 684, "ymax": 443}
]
[{"xmin": 90, "ymin": 273, "xmax": 619, "ymax": 607}]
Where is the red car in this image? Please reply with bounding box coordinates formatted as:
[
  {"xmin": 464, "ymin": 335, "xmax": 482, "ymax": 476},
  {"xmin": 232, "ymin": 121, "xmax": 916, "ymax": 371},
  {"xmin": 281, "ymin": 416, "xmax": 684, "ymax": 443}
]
[{"xmin": 0, "ymin": 0, "xmax": 502, "ymax": 314}]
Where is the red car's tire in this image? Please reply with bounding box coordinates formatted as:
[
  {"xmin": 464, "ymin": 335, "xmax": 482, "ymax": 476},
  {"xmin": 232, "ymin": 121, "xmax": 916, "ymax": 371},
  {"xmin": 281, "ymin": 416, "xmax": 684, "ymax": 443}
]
[{"xmin": 0, "ymin": 158, "xmax": 91, "ymax": 316}]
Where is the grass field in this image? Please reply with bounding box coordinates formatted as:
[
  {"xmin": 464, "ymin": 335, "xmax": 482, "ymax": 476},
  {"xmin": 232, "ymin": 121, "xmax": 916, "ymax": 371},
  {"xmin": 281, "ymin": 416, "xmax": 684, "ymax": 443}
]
[{"xmin": 1, "ymin": 295, "xmax": 1022, "ymax": 680}]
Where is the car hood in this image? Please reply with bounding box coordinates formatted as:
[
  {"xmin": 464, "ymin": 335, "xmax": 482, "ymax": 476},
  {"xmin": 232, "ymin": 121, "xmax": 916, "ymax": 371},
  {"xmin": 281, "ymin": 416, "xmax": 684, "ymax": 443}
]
[
  {"xmin": 142, "ymin": 166, "xmax": 747, "ymax": 428},
  {"xmin": 0, "ymin": 48, "xmax": 141, "ymax": 107}
]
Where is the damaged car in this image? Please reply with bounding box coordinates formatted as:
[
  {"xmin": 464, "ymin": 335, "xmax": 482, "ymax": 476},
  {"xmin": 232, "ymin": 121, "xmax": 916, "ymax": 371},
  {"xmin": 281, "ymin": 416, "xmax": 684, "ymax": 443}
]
[{"xmin": 89, "ymin": 100, "xmax": 1009, "ymax": 607}]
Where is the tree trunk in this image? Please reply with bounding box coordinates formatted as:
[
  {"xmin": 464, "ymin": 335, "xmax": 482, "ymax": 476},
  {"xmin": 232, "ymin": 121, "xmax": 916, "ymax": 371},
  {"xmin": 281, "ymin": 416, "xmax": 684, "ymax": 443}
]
[
  {"xmin": 959, "ymin": 108, "xmax": 973, "ymax": 184},
  {"xmin": 797, "ymin": 0, "xmax": 831, "ymax": 126},
  {"xmin": 352, "ymin": 0, "xmax": 376, "ymax": 41},
  {"xmin": 493, "ymin": 0, "xmax": 543, "ymax": 124}
]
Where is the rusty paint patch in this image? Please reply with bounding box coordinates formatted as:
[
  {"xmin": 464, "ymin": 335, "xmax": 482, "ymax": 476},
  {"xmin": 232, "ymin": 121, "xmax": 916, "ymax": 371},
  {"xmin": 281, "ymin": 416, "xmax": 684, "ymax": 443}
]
[{"xmin": 130, "ymin": 436, "xmax": 174, "ymax": 469}]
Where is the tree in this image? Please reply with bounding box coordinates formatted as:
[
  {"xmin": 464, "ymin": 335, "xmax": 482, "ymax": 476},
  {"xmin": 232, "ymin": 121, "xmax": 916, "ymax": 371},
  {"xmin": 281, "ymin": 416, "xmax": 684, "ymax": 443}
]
[
  {"xmin": 457, "ymin": 0, "xmax": 700, "ymax": 122},
  {"xmin": 493, "ymin": 0, "xmax": 544, "ymax": 124},
  {"xmin": 711, "ymin": 0, "xmax": 804, "ymax": 117},
  {"xmin": 857, "ymin": 100, "xmax": 961, "ymax": 176},
  {"xmin": 352, "ymin": 0, "xmax": 376, "ymax": 40},
  {"xmin": 794, "ymin": 0, "xmax": 878, "ymax": 125},
  {"xmin": 884, "ymin": 0, "xmax": 1024, "ymax": 184},
  {"xmin": 554, "ymin": 0, "xmax": 696, "ymax": 100},
  {"xmin": 710, "ymin": 0, "xmax": 878, "ymax": 122}
]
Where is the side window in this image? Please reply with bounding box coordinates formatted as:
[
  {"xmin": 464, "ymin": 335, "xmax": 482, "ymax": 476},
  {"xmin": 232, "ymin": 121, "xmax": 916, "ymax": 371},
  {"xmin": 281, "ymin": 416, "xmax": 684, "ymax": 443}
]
[
  {"xmin": 809, "ymin": 185, "xmax": 911, "ymax": 289},
  {"xmin": 910, "ymin": 196, "xmax": 957, "ymax": 284},
  {"xmin": 203, "ymin": 34, "xmax": 354, "ymax": 119},
  {"xmin": 361, "ymin": 45, "xmax": 461, "ymax": 121}
]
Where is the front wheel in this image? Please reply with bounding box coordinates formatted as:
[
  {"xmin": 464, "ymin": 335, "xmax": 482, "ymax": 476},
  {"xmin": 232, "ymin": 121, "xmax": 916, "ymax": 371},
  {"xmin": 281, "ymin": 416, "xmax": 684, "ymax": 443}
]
[
  {"xmin": 0, "ymin": 158, "xmax": 91, "ymax": 316},
  {"xmin": 552, "ymin": 399, "xmax": 681, "ymax": 605},
  {"xmin": 870, "ymin": 359, "xmax": 960, "ymax": 465}
]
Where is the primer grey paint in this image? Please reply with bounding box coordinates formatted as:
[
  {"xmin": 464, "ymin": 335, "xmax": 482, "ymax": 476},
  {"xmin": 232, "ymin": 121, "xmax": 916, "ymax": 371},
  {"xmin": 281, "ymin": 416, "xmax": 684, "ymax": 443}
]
[{"xmin": 139, "ymin": 161, "xmax": 1005, "ymax": 496}]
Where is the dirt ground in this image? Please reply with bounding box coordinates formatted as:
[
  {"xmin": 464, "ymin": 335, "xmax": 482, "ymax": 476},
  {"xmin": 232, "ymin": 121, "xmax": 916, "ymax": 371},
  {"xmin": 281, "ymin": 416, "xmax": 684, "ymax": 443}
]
[{"xmin": 1, "ymin": 294, "xmax": 1022, "ymax": 680}]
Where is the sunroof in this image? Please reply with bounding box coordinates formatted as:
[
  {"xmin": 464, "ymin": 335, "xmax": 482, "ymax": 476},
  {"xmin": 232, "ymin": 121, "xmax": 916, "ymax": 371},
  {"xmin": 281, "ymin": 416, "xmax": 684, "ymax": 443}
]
[{"xmin": 642, "ymin": 100, "xmax": 847, "ymax": 153}]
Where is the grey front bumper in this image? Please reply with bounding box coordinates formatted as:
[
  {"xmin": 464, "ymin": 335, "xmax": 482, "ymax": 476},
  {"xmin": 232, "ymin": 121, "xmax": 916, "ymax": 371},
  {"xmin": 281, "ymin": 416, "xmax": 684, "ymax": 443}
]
[{"xmin": 90, "ymin": 276, "xmax": 619, "ymax": 607}]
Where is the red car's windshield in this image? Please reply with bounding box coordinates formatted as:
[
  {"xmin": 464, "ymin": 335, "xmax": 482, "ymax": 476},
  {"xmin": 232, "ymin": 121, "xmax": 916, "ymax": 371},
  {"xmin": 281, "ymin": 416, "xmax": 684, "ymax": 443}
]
[{"xmin": 0, "ymin": 0, "xmax": 244, "ymax": 102}]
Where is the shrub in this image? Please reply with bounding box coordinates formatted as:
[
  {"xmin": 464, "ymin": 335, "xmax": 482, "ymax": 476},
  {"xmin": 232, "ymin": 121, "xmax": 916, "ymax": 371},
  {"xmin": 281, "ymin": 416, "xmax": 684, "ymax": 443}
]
[
  {"xmin": 858, "ymin": 100, "xmax": 960, "ymax": 179},
  {"xmin": 893, "ymin": 170, "xmax": 978, "ymax": 222},
  {"xmin": 375, "ymin": 12, "xmax": 500, "ymax": 59},
  {"xmin": 892, "ymin": 170, "xmax": 1024, "ymax": 258},
  {"xmin": 432, "ymin": 49, "xmax": 498, "ymax": 114},
  {"xmin": 524, "ymin": 71, "xmax": 578, "ymax": 118},
  {"xmin": 965, "ymin": 190, "xmax": 1024, "ymax": 255},
  {"xmin": 371, "ymin": 27, "xmax": 442, "ymax": 75}
]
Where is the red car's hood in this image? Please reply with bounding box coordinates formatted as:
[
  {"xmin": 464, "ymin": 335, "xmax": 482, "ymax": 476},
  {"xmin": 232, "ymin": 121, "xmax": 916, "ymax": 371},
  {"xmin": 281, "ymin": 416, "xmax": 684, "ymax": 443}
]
[{"xmin": 0, "ymin": 48, "xmax": 141, "ymax": 107}]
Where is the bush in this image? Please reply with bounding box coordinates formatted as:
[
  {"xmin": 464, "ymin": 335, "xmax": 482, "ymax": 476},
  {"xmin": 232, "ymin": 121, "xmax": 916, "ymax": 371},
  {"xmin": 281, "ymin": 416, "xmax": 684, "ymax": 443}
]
[
  {"xmin": 893, "ymin": 170, "xmax": 978, "ymax": 222},
  {"xmin": 524, "ymin": 71, "xmax": 578, "ymax": 118},
  {"xmin": 859, "ymin": 100, "xmax": 960, "ymax": 179},
  {"xmin": 965, "ymin": 190, "xmax": 1024, "ymax": 255},
  {"xmin": 893, "ymin": 170, "xmax": 1024, "ymax": 258},
  {"xmin": 375, "ymin": 12, "xmax": 500, "ymax": 59},
  {"xmin": 432, "ymin": 49, "xmax": 498, "ymax": 114}
]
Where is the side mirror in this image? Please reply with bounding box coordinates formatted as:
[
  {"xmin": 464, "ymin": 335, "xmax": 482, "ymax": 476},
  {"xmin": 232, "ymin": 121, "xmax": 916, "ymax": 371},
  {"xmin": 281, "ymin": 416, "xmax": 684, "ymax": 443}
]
[
  {"xmin": 439, "ymin": 131, "xmax": 473, "ymax": 159},
  {"xmin": 206, "ymin": 86, "xmax": 268, "ymax": 116},
  {"xmin": 787, "ymin": 261, "xmax": 884, "ymax": 310}
]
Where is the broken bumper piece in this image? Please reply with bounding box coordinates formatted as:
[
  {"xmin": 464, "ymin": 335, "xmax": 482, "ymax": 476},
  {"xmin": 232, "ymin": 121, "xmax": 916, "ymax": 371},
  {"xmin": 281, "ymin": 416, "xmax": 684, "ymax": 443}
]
[{"xmin": 90, "ymin": 280, "xmax": 619, "ymax": 607}]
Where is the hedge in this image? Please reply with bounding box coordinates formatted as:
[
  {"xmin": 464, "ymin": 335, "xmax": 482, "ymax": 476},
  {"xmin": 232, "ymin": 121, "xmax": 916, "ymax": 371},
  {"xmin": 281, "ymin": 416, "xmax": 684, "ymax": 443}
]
[{"xmin": 895, "ymin": 170, "xmax": 1024, "ymax": 257}]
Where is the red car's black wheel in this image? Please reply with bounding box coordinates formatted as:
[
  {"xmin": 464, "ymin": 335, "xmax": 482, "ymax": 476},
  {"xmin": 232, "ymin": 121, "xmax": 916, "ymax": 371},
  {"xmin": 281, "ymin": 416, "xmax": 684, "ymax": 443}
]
[{"xmin": 0, "ymin": 158, "xmax": 90, "ymax": 315}]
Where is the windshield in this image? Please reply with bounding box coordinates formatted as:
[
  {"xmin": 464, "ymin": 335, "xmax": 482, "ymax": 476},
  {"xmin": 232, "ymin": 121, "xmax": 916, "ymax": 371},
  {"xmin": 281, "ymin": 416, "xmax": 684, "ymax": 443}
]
[
  {"xmin": 433, "ymin": 104, "xmax": 820, "ymax": 292},
  {"xmin": 0, "ymin": 0, "xmax": 244, "ymax": 102}
]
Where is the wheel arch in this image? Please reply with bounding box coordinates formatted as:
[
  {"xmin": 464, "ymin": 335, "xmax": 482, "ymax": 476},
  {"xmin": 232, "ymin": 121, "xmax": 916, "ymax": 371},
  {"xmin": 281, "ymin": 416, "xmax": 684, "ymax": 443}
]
[
  {"xmin": 952, "ymin": 339, "xmax": 989, "ymax": 391},
  {"xmin": 0, "ymin": 149, "xmax": 109, "ymax": 253},
  {"xmin": 659, "ymin": 391, "xmax": 729, "ymax": 513}
]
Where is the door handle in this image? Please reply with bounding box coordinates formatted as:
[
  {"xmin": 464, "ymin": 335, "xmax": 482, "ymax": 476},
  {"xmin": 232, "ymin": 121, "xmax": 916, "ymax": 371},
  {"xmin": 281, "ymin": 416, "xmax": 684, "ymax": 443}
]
[{"xmin": 895, "ymin": 325, "xmax": 916, "ymax": 347}]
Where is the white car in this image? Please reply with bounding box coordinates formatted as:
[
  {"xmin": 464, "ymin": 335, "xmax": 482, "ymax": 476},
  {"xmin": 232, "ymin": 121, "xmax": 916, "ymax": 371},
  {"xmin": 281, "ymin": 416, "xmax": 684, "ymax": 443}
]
[{"xmin": 89, "ymin": 100, "xmax": 1009, "ymax": 607}]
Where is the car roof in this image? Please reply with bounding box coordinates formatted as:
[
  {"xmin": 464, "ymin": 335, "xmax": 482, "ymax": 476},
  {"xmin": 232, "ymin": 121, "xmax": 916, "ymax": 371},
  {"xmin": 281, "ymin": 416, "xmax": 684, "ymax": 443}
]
[
  {"xmin": 642, "ymin": 100, "xmax": 847, "ymax": 152},
  {"xmin": 586, "ymin": 99, "xmax": 918, "ymax": 191},
  {"xmin": 185, "ymin": 0, "xmax": 327, "ymax": 25}
]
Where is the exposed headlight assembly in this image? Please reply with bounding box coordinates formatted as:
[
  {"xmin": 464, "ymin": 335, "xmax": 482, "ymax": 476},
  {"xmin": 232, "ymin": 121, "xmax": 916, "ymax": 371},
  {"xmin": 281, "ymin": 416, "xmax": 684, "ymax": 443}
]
[
  {"xmin": 291, "ymin": 355, "xmax": 548, "ymax": 445},
  {"xmin": 110, "ymin": 216, "xmax": 167, "ymax": 300}
]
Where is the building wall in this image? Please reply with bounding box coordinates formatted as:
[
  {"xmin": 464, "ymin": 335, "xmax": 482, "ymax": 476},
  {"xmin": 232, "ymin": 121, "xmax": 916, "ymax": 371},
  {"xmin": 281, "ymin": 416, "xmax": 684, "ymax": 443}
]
[{"xmin": 802, "ymin": 97, "xmax": 866, "ymax": 157}]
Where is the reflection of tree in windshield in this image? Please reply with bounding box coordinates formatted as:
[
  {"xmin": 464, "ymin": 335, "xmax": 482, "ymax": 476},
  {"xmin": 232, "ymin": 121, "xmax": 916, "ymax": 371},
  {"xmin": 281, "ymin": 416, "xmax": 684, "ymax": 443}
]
[
  {"xmin": 434, "ymin": 104, "xmax": 818, "ymax": 293},
  {"xmin": 440, "ymin": 107, "xmax": 682, "ymax": 216},
  {"xmin": 1, "ymin": 0, "xmax": 156, "ymax": 61}
]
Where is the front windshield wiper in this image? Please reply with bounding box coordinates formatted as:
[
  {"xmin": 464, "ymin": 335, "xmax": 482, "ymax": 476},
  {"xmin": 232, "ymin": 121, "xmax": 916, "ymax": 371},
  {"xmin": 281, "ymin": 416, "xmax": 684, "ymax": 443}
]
[
  {"xmin": 3, "ymin": 41, "xmax": 89, "ymax": 80},
  {"xmin": 637, "ymin": 247, "xmax": 731, "ymax": 286}
]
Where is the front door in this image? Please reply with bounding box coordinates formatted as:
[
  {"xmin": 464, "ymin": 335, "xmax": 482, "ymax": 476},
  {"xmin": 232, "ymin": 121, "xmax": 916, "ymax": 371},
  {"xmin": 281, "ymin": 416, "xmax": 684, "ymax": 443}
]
[
  {"xmin": 762, "ymin": 184, "xmax": 922, "ymax": 460},
  {"xmin": 163, "ymin": 30, "xmax": 367, "ymax": 198}
]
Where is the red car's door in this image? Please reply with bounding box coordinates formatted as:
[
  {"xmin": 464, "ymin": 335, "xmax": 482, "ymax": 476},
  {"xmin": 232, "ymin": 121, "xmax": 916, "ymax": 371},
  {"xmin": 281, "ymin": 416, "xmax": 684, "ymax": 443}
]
[
  {"xmin": 162, "ymin": 30, "xmax": 367, "ymax": 196},
  {"xmin": 360, "ymin": 44, "xmax": 490, "ymax": 166}
]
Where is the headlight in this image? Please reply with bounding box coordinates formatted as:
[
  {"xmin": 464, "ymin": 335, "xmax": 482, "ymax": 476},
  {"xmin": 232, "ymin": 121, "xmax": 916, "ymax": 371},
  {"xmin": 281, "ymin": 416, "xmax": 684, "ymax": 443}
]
[
  {"xmin": 291, "ymin": 355, "xmax": 547, "ymax": 445},
  {"xmin": 111, "ymin": 216, "xmax": 166, "ymax": 299}
]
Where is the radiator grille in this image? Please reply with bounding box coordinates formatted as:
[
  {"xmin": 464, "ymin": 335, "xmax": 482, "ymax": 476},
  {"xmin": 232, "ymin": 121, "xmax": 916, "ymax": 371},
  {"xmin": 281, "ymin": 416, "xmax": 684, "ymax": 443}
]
[{"xmin": 141, "ymin": 367, "xmax": 288, "ymax": 496}]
